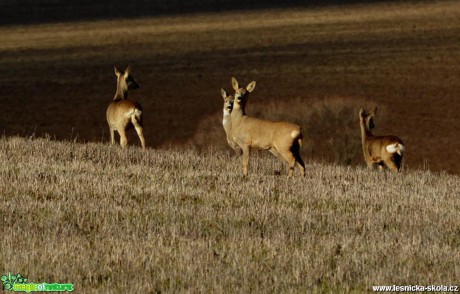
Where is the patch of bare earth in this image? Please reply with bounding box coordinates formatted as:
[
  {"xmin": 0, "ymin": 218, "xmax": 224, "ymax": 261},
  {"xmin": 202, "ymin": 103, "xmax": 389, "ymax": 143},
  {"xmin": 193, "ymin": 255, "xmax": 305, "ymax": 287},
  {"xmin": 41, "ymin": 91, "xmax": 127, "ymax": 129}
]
[{"xmin": 0, "ymin": 1, "xmax": 459, "ymax": 172}]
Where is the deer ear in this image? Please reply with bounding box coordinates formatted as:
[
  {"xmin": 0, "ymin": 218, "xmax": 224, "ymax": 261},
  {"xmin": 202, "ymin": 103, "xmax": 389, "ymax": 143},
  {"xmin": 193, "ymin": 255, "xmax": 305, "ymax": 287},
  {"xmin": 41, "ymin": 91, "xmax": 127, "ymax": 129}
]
[
  {"xmin": 221, "ymin": 88, "xmax": 228, "ymax": 100},
  {"xmin": 114, "ymin": 65, "xmax": 122, "ymax": 76},
  {"xmin": 231, "ymin": 77, "xmax": 239, "ymax": 91},
  {"xmin": 359, "ymin": 108, "xmax": 365, "ymax": 117},
  {"xmin": 124, "ymin": 66, "xmax": 132, "ymax": 78},
  {"xmin": 246, "ymin": 81, "xmax": 256, "ymax": 93},
  {"xmin": 370, "ymin": 107, "xmax": 377, "ymax": 116}
]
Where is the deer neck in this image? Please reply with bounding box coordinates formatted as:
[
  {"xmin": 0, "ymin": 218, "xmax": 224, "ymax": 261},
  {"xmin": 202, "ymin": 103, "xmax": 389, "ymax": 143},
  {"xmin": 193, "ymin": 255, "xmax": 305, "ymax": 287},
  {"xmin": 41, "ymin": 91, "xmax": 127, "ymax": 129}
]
[
  {"xmin": 230, "ymin": 104, "xmax": 245, "ymax": 126},
  {"xmin": 114, "ymin": 85, "xmax": 128, "ymax": 100},
  {"xmin": 223, "ymin": 109, "xmax": 231, "ymax": 128},
  {"xmin": 360, "ymin": 121, "xmax": 373, "ymax": 144}
]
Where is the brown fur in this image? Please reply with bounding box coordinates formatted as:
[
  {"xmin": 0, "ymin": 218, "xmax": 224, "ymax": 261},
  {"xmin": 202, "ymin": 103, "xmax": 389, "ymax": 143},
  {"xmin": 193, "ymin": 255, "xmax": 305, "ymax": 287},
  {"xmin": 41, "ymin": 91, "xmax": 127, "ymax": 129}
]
[
  {"xmin": 359, "ymin": 107, "xmax": 404, "ymax": 172},
  {"xmin": 230, "ymin": 77, "xmax": 305, "ymax": 177},
  {"xmin": 106, "ymin": 66, "xmax": 146, "ymax": 149}
]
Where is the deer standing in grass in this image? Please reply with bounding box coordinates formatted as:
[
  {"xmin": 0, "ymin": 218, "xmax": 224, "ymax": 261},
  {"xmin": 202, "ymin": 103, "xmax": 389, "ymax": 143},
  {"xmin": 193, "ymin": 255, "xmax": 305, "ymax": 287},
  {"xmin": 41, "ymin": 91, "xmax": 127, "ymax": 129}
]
[
  {"xmin": 221, "ymin": 88, "xmax": 242, "ymax": 156},
  {"xmin": 230, "ymin": 77, "xmax": 305, "ymax": 177},
  {"xmin": 106, "ymin": 66, "xmax": 145, "ymax": 149},
  {"xmin": 359, "ymin": 107, "xmax": 405, "ymax": 172}
]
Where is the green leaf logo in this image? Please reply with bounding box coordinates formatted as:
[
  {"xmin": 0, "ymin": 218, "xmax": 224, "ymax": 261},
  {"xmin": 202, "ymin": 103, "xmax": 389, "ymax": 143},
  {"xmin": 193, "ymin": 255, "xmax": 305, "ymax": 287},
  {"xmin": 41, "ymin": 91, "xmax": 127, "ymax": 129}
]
[{"xmin": 1, "ymin": 272, "xmax": 29, "ymax": 290}]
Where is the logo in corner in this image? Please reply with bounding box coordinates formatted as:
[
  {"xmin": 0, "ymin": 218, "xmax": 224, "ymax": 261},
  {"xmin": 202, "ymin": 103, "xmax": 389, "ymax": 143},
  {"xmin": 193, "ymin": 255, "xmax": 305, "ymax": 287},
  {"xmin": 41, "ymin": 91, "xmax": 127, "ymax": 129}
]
[{"xmin": 1, "ymin": 273, "xmax": 74, "ymax": 292}]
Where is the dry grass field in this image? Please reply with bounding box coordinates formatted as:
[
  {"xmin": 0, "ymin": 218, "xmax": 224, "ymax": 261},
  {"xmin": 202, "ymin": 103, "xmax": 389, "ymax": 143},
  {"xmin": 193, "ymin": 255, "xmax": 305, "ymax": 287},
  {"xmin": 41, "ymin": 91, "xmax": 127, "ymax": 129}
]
[
  {"xmin": 0, "ymin": 1, "xmax": 459, "ymax": 172},
  {"xmin": 1, "ymin": 136, "xmax": 460, "ymax": 292}
]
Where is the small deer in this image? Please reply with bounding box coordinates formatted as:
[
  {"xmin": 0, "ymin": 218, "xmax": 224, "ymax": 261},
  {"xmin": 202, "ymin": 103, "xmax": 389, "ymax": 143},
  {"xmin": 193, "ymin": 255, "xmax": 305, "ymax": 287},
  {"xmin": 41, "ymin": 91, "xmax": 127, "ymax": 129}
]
[
  {"xmin": 359, "ymin": 107, "xmax": 405, "ymax": 172},
  {"xmin": 230, "ymin": 78, "xmax": 305, "ymax": 177},
  {"xmin": 221, "ymin": 88, "xmax": 242, "ymax": 155},
  {"xmin": 232, "ymin": 77, "xmax": 256, "ymax": 113},
  {"xmin": 106, "ymin": 65, "xmax": 145, "ymax": 149}
]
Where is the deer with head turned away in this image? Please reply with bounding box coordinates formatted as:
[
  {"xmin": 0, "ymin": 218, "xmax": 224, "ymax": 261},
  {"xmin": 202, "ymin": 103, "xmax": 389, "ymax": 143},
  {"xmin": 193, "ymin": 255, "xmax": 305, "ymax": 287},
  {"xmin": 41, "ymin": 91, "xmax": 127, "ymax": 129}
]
[
  {"xmin": 359, "ymin": 107, "xmax": 405, "ymax": 172},
  {"xmin": 106, "ymin": 65, "xmax": 145, "ymax": 149},
  {"xmin": 230, "ymin": 77, "xmax": 305, "ymax": 177},
  {"xmin": 221, "ymin": 88, "xmax": 242, "ymax": 156}
]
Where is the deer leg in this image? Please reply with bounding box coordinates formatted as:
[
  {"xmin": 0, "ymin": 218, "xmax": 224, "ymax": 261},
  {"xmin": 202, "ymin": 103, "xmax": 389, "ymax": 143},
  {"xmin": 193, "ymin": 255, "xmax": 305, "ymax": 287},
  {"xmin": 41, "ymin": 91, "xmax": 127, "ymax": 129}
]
[
  {"xmin": 368, "ymin": 161, "xmax": 379, "ymax": 170},
  {"xmin": 118, "ymin": 128, "xmax": 128, "ymax": 148},
  {"xmin": 109, "ymin": 128, "xmax": 115, "ymax": 145},
  {"xmin": 385, "ymin": 159, "xmax": 400, "ymax": 173},
  {"xmin": 293, "ymin": 153, "xmax": 305, "ymax": 177},
  {"xmin": 234, "ymin": 147, "xmax": 243, "ymax": 156},
  {"xmin": 279, "ymin": 150, "xmax": 296, "ymax": 177},
  {"xmin": 269, "ymin": 148, "xmax": 281, "ymax": 159},
  {"xmin": 241, "ymin": 146, "xmax": 250, "ymax": 176},
  {"xmin": 372, "ymin": 161, "xmax": 385, "ymax": 171},
  {"xmin": 230, "ymin": 141, "xmax": 242, "ymax": 156},
  {"xmin": 291, "ymin": 139, "xmax": 306, "ymax": 177},
  {"xmin": 392, "ymin": 154, "xmax": 403, "ymax": 172},
  {"xmin": 269, "ymin": 148, "xmax": 284, "ymax": 176},
  {"xmin": 132, "ymin": 117, "xmax": 146, "ymax": 149}
]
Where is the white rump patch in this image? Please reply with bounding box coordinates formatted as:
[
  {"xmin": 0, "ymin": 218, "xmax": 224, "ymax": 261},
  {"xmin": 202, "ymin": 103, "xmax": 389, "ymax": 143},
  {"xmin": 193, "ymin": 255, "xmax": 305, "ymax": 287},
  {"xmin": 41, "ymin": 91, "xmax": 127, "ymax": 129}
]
[
  {"xmin": 125, "ymin": 108, "xmax": 142, "ymax": 118},
  {"xmin": 124, "ymin": 109, "xmax": 135, "ymax": 118},
  {"xmin": 291, "ymin": 130, "xmax": 300, "ymax": 139},
  {"xmin": 386, "ymin": 143, "xmax": 405, "ymax": 155}
]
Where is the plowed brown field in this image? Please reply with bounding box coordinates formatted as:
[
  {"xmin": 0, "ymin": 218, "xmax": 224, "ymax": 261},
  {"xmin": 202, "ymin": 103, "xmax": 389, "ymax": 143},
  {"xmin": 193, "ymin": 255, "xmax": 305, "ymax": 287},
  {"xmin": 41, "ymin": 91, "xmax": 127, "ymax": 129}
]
[{"xmin": 1, "ymin": 1, "xmax": 459, "ymax": 172}]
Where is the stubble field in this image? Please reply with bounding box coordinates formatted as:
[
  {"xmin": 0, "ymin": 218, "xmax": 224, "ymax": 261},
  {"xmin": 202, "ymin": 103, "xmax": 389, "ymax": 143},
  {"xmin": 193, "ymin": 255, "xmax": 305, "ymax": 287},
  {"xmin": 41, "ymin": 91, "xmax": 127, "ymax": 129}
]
[{"xmin": 1, "ymin": 136, "xmax": 459, "ymax": 292}]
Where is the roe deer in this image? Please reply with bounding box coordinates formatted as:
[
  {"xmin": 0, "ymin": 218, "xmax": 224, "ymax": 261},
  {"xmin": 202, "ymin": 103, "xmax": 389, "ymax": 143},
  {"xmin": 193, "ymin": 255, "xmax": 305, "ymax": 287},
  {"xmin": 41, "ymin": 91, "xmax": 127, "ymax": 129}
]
[
  {"xmin": 106, "ymin": 66, "xmax": 145, "ymax": 149},
  {"xmin": 359, "ymin": 107, "xmax": 405, "ymax": 172},
  {"xmin": 231, "ymin": 77, "xmax": 255, "ymax": 114},
  {"xmin": 221, "ymin": 88, "xmax": 242, "ymax": 155},
  {"xmin": 230, "ymin": 78, "xmax": 305, "ymax": 177}
]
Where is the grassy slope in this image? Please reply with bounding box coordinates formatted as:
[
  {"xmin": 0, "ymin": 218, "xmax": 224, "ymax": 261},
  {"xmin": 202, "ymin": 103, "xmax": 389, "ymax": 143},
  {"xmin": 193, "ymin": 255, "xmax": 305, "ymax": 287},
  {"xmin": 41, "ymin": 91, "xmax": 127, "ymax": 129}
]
[{"xmin": 1, "ymin": 137, "xmax": 459, "ymax": 292}]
